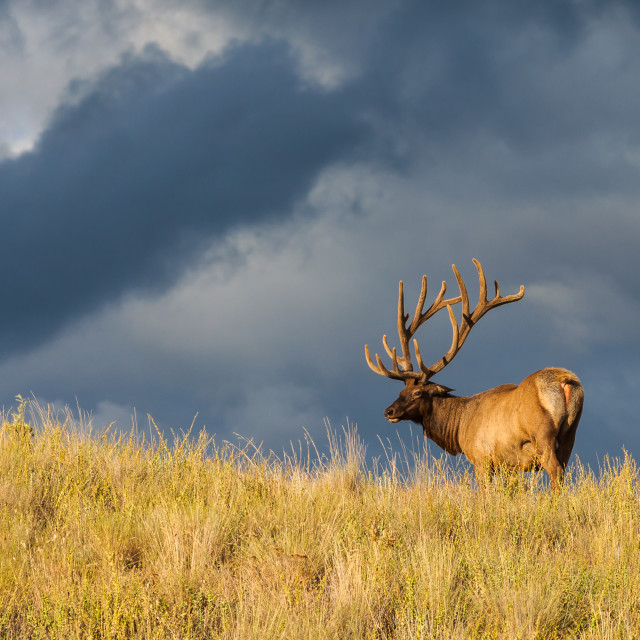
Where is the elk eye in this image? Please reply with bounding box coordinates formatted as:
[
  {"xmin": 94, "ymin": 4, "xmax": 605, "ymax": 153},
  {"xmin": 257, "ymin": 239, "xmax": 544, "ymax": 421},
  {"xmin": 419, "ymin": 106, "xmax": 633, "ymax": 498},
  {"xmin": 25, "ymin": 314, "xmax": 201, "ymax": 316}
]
[{"xmin": 412, "ymin": 389, "xmax": 422, "ymax": 398}]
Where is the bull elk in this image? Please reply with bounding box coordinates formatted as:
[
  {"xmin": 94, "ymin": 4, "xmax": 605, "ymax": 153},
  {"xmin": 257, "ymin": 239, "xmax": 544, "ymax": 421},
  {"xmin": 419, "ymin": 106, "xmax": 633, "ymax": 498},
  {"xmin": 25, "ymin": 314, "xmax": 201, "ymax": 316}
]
[{"xmin": 365, "ymin": 259, "xmax": 583, "ymax": 490}]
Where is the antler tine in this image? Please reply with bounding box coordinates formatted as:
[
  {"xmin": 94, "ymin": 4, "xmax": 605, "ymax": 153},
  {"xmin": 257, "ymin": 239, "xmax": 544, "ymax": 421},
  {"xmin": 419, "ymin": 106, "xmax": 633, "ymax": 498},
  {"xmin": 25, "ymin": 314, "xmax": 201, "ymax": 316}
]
[
  {"xmin": 409, "ymin": 277, "xmax": 462, "ymax": 334},
  {"xmin": 382, "ymin": 334, "xmax": 394, "ymax": 359},
  {"xmin": 452, "ymin": 263, "xmax": 470, "ymax": 328},
  {"xmin": 396, "ymin": 281, "xmax": 413, "ymax": 372},
  {"xmin": 476, "ymin": 258, "xmax": 488, "ymax": 309},
  {"xmin": 413, "ymin": 338, "xmax": 428, "ymax": 376},
  {"xmin": 420, "ymin": 303, "xmax": 461, "ymax": 378},
  {"xmin": 470, "ymin": 258, "xmax": 525, "ymax": 324},
  {"xmin": 364, "ymin": 343, "xmax": 422, "ymax": 381},
  {"xmin": 365, "ymin": 343, "xmax": 395, "ymax": 378},
  {"xmin": 423, "ymin": 259, "xmax": 525, "ymax": 375},
  {"xmin": 409, "ymin": 275, "xmax": 428, "ymax": 334}
]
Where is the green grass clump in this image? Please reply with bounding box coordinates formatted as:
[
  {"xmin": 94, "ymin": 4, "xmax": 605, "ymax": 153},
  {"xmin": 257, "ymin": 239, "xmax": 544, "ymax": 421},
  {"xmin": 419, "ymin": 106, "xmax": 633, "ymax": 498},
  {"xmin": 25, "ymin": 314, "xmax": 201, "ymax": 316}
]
[{"xmin": 0, "ymin": 400, "xmax": 639, "ymax": 639}]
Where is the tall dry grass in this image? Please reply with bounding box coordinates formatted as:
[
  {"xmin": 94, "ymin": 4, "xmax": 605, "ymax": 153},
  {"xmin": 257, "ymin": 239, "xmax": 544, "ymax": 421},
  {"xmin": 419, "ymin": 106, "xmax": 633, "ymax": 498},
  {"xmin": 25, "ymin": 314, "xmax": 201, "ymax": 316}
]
[{"xmin": 0, "ymin": 399, "xmax": 639, "ymax": 639}]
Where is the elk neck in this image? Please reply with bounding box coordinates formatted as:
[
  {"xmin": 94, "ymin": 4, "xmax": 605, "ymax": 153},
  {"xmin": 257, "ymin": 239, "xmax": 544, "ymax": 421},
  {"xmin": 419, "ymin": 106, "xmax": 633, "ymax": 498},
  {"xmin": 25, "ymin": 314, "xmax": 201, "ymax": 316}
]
[{"xmin": 422, "ymin": 395, "xmax": 467, "ymax": 456}]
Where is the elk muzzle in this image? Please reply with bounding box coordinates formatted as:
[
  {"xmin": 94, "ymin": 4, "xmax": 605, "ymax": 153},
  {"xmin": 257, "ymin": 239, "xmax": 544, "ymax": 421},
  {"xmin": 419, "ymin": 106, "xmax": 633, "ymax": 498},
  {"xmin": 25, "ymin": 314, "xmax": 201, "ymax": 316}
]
[{"xmin": 384, "ymin": 404, "xmax": 401, "ymax": 423}]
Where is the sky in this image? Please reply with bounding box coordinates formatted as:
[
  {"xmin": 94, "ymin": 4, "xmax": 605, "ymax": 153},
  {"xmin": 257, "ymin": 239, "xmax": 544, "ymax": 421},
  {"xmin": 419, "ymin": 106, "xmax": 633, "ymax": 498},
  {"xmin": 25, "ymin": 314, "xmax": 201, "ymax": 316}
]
[{"xmin": 1, "ymin": 0, "xmax": 639, "ymax": 470}]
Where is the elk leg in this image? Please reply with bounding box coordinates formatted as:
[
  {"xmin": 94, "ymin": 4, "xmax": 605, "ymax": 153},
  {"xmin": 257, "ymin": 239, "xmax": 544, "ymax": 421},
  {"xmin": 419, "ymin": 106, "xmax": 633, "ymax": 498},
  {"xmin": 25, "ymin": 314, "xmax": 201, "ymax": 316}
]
[
  {"xmin": 538, "ymin": 441, "xmax": 564, "ymax": 491},
  {"xmin": 556, "ymin": 381, "xmax": 583, "ymax": 468},
  {"xmin": 474, "ymin": 462, "xmax": 493, "ymax": 490},
  {"xmin": 555, "ymin": 428, "xmax": 576, "ymax": 469},
  {"xmin": 555, "ymin": 410, "xmax": 582, "ymax": 468}
]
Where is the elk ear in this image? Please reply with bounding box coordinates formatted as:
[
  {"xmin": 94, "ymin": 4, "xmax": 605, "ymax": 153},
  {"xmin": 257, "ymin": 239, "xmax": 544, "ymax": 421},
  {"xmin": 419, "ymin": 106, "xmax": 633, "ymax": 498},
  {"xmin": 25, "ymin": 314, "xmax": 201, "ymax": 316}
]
[{"xmin": 429, "ymin": 383, "xmax": 454, "ymax": 397}]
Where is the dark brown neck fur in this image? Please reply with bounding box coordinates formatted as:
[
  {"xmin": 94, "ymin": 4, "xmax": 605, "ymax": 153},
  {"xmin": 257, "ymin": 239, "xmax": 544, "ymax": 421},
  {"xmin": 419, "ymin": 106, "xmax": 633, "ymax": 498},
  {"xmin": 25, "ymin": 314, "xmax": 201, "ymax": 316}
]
[{"xmin": 421, "ymin": 395, "xmax": 467, "ymax": 455}]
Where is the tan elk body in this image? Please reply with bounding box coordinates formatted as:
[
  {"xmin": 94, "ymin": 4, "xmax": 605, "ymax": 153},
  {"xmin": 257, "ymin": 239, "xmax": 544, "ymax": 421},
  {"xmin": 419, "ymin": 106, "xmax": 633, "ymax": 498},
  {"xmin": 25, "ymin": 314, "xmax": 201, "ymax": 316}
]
[{"xmin": 365, "ymin": 259, "xmax": 583, "ymax": 490}]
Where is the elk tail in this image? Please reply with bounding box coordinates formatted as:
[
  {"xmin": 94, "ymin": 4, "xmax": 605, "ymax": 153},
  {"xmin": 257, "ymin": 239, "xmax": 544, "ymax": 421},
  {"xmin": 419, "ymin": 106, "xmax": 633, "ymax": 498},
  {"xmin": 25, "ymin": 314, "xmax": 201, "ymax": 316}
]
[{"xmin": 559, "ymin": 373, "xmax": 584, "ymax": 428}]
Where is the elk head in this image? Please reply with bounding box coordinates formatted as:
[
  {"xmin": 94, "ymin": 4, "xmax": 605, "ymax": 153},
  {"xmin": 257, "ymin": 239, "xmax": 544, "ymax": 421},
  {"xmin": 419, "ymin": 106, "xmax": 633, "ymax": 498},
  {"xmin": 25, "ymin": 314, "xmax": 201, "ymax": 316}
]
[
  {"xmin": 365, "ymin": 259, "xmax": 525, "ymax": 423},
  {"xmin": 383, "ymin": 380, "xmax": 453, "ymax": 424}
]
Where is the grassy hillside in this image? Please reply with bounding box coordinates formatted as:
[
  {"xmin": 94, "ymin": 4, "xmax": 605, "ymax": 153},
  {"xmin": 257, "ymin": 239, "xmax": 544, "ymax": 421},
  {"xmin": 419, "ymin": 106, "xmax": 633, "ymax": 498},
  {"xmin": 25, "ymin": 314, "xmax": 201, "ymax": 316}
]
[{"xmin": 1, "ymin": 399, "xmax": 639, "ymax": 639}]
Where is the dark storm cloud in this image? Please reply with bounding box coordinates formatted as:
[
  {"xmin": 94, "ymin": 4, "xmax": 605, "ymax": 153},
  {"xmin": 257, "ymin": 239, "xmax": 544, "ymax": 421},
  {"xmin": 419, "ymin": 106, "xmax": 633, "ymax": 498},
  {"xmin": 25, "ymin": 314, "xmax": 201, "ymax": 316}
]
[
  {"xmin": 343, "ymin": 0, "xmax": 640, "ymax": 286},
  {"xmin": 0, "ymin": 40, "xmax": 368, "ymax": 355},
  {"xmin": 354, "ymin": 0, "xmax": 640, "ymax": 149}
]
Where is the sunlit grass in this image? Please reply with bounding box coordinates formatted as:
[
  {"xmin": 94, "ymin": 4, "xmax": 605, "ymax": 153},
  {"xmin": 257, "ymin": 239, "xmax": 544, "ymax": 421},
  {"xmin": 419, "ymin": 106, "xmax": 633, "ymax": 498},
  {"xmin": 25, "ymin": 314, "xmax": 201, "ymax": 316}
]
[{"xmin": 1, "ymin": 399, "xmax": 639, "ymax": 639}]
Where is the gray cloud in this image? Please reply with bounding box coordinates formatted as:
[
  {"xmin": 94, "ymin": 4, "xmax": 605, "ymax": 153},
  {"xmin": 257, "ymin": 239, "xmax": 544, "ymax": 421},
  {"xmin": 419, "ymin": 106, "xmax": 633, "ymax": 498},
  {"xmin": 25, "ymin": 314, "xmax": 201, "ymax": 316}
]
[
  {"xmin": 0, "ymin": 40, "xmax": 368, "ymax": 355},
  {"xmin": 0, "ymin": 6, "xmax": 22, "ymax": 55},
  {"xmin": 360, "ymin": 2, "xmax": 640, "ymax": 155}
]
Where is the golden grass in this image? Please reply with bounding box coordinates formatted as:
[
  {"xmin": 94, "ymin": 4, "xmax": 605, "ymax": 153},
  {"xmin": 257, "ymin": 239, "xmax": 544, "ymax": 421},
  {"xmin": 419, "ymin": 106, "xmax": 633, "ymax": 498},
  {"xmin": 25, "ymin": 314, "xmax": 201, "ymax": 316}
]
[{"xmin": 1, "ymin": 399, "xmax": 639, "ymax": 639}]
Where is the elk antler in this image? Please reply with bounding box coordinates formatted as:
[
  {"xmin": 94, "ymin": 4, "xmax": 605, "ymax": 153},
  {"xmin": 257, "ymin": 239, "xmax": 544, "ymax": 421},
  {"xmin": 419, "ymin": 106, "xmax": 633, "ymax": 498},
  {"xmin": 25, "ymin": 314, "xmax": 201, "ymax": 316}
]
[
  {"xmin": 365, "ymin": 271, "xmax": 462, "ymax": 381},
  {"xmin": 364, "ymin": 259, "xmax": 525, "ymax": 383}
]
